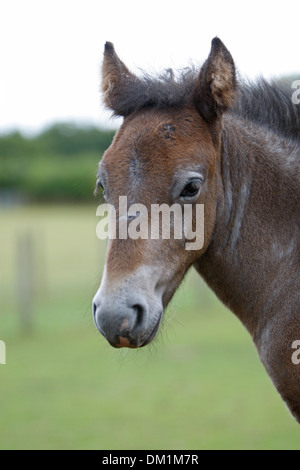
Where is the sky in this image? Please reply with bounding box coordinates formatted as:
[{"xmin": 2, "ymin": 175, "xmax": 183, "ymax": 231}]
[{"xmin": 1, "ymin": 0, "xmax": 300, "ymax": 134}]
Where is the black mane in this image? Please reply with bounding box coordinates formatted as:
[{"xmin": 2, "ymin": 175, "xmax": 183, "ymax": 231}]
[
  {"xmin": 113, "ymin": 67, "xmax": 300, "ymax": 142},
  {"xmin": 233, "ymin": 78, "xmax": 300, "ymax": 142},
  {"xmin": 110, "ymin": 67, "xmax": 197, "ymax": 117}
]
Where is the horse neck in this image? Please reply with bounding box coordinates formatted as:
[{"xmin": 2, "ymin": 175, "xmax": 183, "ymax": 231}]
[{"xmin": 195, "ymin": 115, "xmax": 300, "ymax": 337}]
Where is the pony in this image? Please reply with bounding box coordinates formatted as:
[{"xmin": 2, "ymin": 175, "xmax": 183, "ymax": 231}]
[{"xmin": 93, "ymin": 38, "xmax": 300, "ymax": 423}]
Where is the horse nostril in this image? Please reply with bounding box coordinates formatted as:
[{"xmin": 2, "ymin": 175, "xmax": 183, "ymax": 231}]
[
  {"xmin": 93, "ymin": 302, "xmax": 97, "ymax": 319},
  {"xmin": 132, "ymin": 303, "xmax": 146, "ymax": 328}
]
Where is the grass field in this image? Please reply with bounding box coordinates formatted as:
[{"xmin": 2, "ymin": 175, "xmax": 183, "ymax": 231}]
[{"xmin": 0, "ymin": 205, "xmax": 299, "ymax": 450}]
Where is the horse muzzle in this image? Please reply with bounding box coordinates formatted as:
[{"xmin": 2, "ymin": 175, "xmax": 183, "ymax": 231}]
[{"xmin": 93, "ymin": 277, "xmax": 163, "ymax": 348}]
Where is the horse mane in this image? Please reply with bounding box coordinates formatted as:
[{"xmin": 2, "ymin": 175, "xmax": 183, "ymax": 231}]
[
  {"xmin": 233, "ymin": 78, "xmax": 300, "ymax": 142},
  {"xmin": 110, "ymin": 67, "xmax": 197, "ymax": 116},
  {"xmin": 112, "ymin": 67, "xmax": 300, "ymax": 142}
]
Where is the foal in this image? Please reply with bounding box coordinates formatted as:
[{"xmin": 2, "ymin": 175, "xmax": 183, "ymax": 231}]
[{"xmin": 93, "ymin": 38, "xmax": 300, "ymax": 423}]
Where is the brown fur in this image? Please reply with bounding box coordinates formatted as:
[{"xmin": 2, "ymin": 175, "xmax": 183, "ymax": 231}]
[{"xmin": 95, "ymin": 38, "xmax": 300, "ymax": 423}]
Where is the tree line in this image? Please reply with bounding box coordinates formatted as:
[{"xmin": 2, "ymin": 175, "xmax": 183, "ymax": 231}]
[{"xmin": 0, "ymin": 123, "xmax": 115, "ymax": 202}]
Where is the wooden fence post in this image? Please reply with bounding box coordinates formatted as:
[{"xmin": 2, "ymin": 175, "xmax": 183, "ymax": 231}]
[{"xmin": 16, "ymin": 232, "xmax": 35, "ymax": 335}]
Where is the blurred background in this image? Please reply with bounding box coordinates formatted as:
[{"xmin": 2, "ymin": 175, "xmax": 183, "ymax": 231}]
[{"xmin": 1, "ymin": 0, "xmax": 300, "ymax": 450}]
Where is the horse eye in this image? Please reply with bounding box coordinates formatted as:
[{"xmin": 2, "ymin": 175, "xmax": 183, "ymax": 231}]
[{"xmin": 180, "ymin": 180, "xmax": 202, "ymax": 199}]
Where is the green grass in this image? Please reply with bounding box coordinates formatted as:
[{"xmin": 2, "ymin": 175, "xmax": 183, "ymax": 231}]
[{"xmin": 0, "ymin": 205, "xmax": 299, "ymax": 449}]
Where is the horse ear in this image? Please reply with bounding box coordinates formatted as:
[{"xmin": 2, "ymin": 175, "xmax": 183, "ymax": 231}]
[
  {"xmin": 102, "ymin": 42, "xmax": 139, "ymax": 116},
  {"xmin": 194, "ymin": 37, "xmax": 236, "ymax": 122}
]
